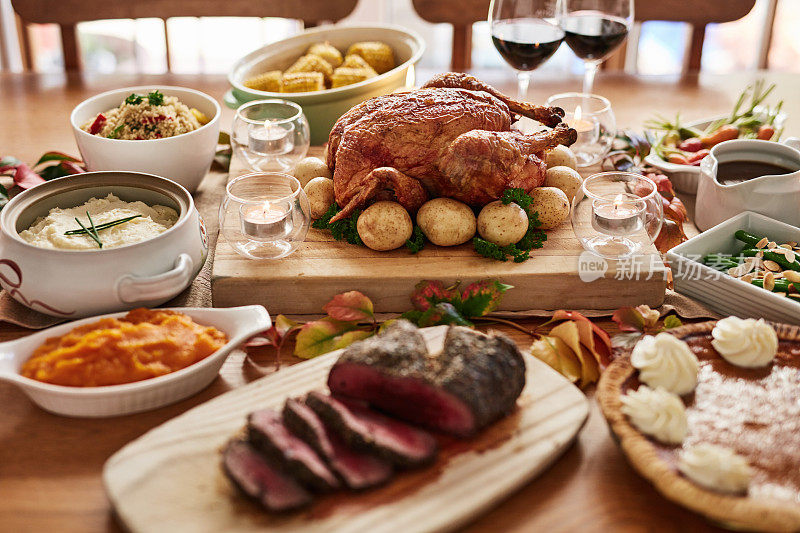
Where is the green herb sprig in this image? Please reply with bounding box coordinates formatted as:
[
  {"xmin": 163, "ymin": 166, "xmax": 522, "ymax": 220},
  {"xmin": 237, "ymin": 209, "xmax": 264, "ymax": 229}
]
[
  {"xmin": 125, "ymin": 93, "xmax": 144, "ymax": 105},
  {"xmin": 65, "ymin": 214, "xmax": 142, "ymax": 243},
  {"xmin": 312, "ymin": 203, "xmax": 363, "ymax": 246},
  {"xmin": 147, "ymin": 90, "xmax": 164, "ymax": 106},
  {"xmin": 405, "ymin": 225, "xmax": 425, "ymax": 253},
  {"xmin": 474, "ymin": 188, "xmax": 547, "ymax": 262},
  {"xmin": 106, "ymin": 124, "xmax": 125, "ymax": 139}
]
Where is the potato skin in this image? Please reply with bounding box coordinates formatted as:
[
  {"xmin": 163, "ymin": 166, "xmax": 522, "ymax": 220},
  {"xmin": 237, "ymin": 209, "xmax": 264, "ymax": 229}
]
[
  {"xmin": 545, "ymin": 145, "xmax": 578, "ymax": 170},
  {"xmin": 356, "ymin": 201, "xmax": 413, "ymax": 251},
  {"xmin": 294, "ymin": 156, "xmax": 332, "ymax": 186},
  {"xmin": 528, "ymin": 187, "xmax": 570, "ymax": 229},
  {"xmin": 304, "ymin": 177, "xmax": 335, "ymax": 219},
  {"xmin": 477, "ymin": 201, "xmax": 529, "ymax": 246},
  {"xmin": 416, "ymin": 198, "xmax": 476, "ymax": 246},
  {"xmin": 544, "ymin": 166, "xmax": 583, "ymax": 201}
]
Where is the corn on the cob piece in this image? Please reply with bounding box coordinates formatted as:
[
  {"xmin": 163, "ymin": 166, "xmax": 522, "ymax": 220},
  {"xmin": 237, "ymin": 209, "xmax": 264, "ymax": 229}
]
[
  {"xmin": 341, "ymin": 54, "xmax": 377, "ymax": 74},
  {"xmin": 307, "ymin": 42, "xmax": 343, "ymax": 68},
  {"xmin": 286, "ymin": 54, "xmax": 333, "ymax": 82},
  {"xmin": 346, "ymin": 41, "xmax": 394, "ymax": 74},
  {"xmin": 244, "ymin": 70, "xmax": 283, "ymax": 92},
  {"xmin": 282, "ymin": 71, "xmax": 325, "ymax": 93},
  {"xmin": 331, "ymin": 67, "xmax": 376, "ymax": 88}
]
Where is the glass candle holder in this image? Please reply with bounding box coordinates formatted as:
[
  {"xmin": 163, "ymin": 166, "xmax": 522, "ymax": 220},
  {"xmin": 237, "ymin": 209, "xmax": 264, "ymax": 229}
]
[
  {"xmin": 571, "ymin": 171, "xmax": 663, "ymax": 259},
  {"xmin": 546, "ymin": 92, "xmax": 615, "ymax": 167},
  {"xmin": 219, "ymin": 172, "xmax": 311, "ymax": 260},
  {"xmin": 232, "ymin": 100, "xmax": 310, "ymax": 173}
]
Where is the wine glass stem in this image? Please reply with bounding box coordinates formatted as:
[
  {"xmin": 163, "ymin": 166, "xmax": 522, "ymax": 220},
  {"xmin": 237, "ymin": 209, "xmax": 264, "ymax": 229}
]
[
  {"xmin": 583, "ymin": 61, "xmax": 599, "ymax": 95},
  {"xmin": 516, "ymin": 71, "xmax": 531, "ymax": 101}
]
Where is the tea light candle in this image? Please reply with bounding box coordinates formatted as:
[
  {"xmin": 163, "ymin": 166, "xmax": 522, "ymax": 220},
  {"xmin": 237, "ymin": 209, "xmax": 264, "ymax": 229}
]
[
  {"xmin": 573, "ymin": 105, "xmax": 600, "ymax": 144},
  {"xmin": 240, "ymin": 201, "xmax": 293, "ymax": 240},
  {"xmin": 248, "ymin": 120, "xmax": 293, "ymax": 155},
  {"xmin": 591, "ymin": 194, "xmax": 645, "ymax": 236}
]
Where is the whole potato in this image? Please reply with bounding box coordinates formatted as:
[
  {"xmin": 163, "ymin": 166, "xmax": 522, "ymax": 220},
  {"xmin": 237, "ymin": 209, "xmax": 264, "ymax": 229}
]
[
  {"xmin": 544, "ymin": 166, "xmax": 583, "ymax": 201},
  {"xmin": 294, "ymin": 156, "xmax": 332, "ymax": 186},
  {"xmin": 545, "ymin": 144, "xmax": 578, "ymax": 170},
  {"xmin": 304, "ymin": 177, "xmax": 335, "ymax": 219},
  {"xmin": 477, "ymin": 201, "xmax": 529, "ymax": 246},
  {"xmin": 356, "ymin": 201, "xmax": 412, "ymax": 251},
  {"xmin": 416, "ymin": 198, "xmax": 476, "ymax": 246},
  {"xmin": 528, "ymin": 187, "xmax": 570, "ymax": 229}
]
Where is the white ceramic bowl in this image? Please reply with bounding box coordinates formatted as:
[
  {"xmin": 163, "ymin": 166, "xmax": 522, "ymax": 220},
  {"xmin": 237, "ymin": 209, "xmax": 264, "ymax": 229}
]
[
  {"xmin": 227, "ymin": 24, "xmax": 425, "ymax": 145},
  {"xmin": 645, "ymin": 110, "xmax": 787, "ymax": 194},
  {"xmin": 0, "ymin": 306, "xmax": 270, "ymax": 417},
  {"xmin": 667, "ymin": 211, "xmax": 800, "ymax": 324},
  {"xmin": 0, "ymin": 172, "xmax": 207, "ymax": 318},
  {"xmin": 70, "ymin": 86, "xmax": 221, "ymax": 193}
]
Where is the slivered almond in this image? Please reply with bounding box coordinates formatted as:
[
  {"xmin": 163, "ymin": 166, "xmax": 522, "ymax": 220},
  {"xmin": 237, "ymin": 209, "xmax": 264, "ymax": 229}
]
[
  {"xmin": 756, "ymin": 237, "xmax": 769, "ymax": 249},
  {"xmin": 774, "ymin": 292, "xmax": 787, "ymax": 297},
  {"xmin": 780, "ymin": 243, "xmax": 793, "ymax": 249},
  {"xmin": 727, "ymin": 267, "xmax": 740, "ymax": 277},
  {"xmin": 763, "ymin": 260, "xmax": 781, "ymax": 272},
  {"xmin": 774, "ymin": 271, "xmax": 784, "ymax": 279},
  {"xmin": 784, "ymin": 271, "xmax": 800, "ymax": 283},
  {"xmin": 788, "ymin": 241, "xmax": 798, "ymax": 247},
  {"xmin": 768, "ymin": 241, "xmax": 778, "ymax": 249},
  {"xmin": 741, "ymin": 273, "xmax": 754, "ymax": 283},
  {"xmin": 756, "ymin": 250, "xmax": 764, "ymax": 259},
  {"xmin": 764, "ymin": 272, "xmax": 775, "ymax": 291},
  {"xmin": 789, "ymin": 293, "xmax": 800, "ymax": 300}
]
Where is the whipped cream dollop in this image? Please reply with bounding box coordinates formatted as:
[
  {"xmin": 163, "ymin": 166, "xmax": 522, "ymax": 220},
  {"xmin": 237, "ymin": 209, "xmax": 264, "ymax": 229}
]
[
  {"xmin": 711, "ymin": 317, "xmax": 778, "ymax": 368},
  {"xmin": 620, "ymin": 386, "xmax": 688, "ymax": 445},
  {"xmin": 631, "ymin": 332, "xmax": 699, "ymax": 395},
  {"xmin": 678, "ymin": 443, "xmax": 751, "ymax": 494}
]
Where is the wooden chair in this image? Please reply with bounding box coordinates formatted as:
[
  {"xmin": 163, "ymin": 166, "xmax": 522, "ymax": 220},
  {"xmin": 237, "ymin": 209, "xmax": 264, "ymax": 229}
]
[
  {"xmin": 411, "ymin": 0, "xmax": 757, "ymax": 71},
  {"xmin": 11, "ymin": 0, "xmax": 359, "ymax": 70}
]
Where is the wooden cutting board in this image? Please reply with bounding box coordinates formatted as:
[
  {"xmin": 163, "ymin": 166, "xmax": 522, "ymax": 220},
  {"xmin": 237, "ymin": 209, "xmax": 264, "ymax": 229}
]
[
  {"xmin": 103, "ymin": 326, "xmax": 589, "ymax": 533},
  {"xmin": 211, "ymin": 150, "xmax": 668, "ymax": 314}
]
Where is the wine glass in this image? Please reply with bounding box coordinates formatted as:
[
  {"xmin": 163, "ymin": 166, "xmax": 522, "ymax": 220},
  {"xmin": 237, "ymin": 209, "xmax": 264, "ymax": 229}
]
[
  {"xmin": 489, "ymin": 0, "xmax": 565, "ymax": 101},
  {"xmin": 556, "ymin": 0, "xmax": 633, "ymax": 95}
]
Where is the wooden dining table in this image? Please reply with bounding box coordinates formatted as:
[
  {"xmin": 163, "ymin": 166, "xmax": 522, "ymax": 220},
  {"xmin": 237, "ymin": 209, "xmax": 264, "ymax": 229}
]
[{"xmin": 1, "ymin": 68, "xmax": 799, "ymax": 533}]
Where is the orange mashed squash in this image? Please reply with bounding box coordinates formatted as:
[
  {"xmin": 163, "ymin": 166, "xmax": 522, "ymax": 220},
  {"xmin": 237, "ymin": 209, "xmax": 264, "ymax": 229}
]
[{"xmin": 21, "ymin": 308, "xmax": 228, "ymax": 387}]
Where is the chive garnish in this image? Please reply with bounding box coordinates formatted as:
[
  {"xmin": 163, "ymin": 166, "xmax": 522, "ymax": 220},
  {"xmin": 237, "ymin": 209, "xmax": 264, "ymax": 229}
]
[
  {"xmin": 64, "ymin": 214, "xmax": 142, "ymax": 236},
  {"xmin": 74, "ymin": 216, "xmax": 102, "ymax": 248}
]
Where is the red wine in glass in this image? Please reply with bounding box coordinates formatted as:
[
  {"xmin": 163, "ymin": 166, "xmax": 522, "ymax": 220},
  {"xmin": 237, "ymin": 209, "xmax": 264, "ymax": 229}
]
[
  {"xmin": 489, "ymin": 0, "xmax": 564, "ymax": 101},
  {"xmin": 561, "ymin": 14, "xmax": 629, "ymax": 61},
  {"xmin": 557, "ymin": 0, "xmax": 633, "ymax": 94},
  {"xmin": 491, "ymin": 20, "xmax": 565, "ymax": 71}
]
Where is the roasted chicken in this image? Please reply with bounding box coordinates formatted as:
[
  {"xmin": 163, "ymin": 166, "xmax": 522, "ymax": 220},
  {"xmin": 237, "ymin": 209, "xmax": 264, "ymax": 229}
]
[{"xmin": 326, "ymin": 72, "xmax": 577, "ymax": 221}]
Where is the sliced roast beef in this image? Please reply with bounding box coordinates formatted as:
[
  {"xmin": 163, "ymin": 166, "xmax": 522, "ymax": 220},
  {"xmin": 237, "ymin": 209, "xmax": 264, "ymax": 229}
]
[
  {"xmin": 247, "ymin": 408, "xmax": 340, "ymax": 492},
  {"xmin": 327, "ymin": 320, "xmax": 526, "ymax": 438},
  {"xmin": 283, "ymin": 398, "xmax": 394, "ymax": 490},
  {"xmin": 221, "ymin": 439, "xmax": 312, "ymax": 512},
  {"xmin": 305, "ymin": 391, "xmax": 437, "ymax": 468}
]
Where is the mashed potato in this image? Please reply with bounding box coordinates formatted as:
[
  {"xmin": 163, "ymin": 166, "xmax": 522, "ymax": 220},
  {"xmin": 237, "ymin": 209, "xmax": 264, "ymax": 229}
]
[{"xmin": 20, "ymin": 193, "xmax": 178, "ymax": 250}]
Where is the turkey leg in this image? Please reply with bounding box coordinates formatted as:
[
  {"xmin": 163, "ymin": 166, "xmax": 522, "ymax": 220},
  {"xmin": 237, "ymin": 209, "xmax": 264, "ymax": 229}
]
[
  {"xmin": 330, "ymin": 167, "xmax": 428, "ymax": 223},
  {"xmin": 422, "ymin": 72, "xmax": 566, "ymax": 127}
]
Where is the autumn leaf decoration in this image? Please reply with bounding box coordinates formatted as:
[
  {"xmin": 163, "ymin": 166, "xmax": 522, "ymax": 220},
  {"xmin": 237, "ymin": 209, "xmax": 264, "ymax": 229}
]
[
  {"xmin": 402, "ymin": 279, "xmax": 512, "ymax": 327},
  {"xmin": 529, "ymin": 310, "xmax": 613, "ymax": 388},
  {"xmin": 0, "ymin": 152, "xmax": 87, "ymax": 210},
  {"xmin": 610, "ymin": 304, "xmax": 683, "ymax": 350}
]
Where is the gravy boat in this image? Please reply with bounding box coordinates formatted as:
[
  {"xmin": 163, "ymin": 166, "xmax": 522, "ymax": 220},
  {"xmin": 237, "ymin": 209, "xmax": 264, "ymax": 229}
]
[{"xmin": 695, "ymin": 138, "xmax": 800, "ymax": 231}]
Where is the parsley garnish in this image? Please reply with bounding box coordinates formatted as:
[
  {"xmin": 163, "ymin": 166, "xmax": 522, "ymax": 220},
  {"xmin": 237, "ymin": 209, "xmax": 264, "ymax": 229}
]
[
  {"xmin": 312, "ymin": 203, "xmax": 363, "ymax": 246},
  {"xmin": 106, "ymin": 124, "xmax": 125, "ymax": 139},
  {"xmin": 474, "ymin": 188, "xmax": 547, "ymax": 262},
  {"xmin": 125, "ymin": 93, "xmax": 143, "ymax": 105},
  {"xmin": 405, "ymin": 225, "xmax": 425, "ymax": 253},
  {"xmin": 147, "ymin": 90, "xmax": 164, "ymax": 106}
]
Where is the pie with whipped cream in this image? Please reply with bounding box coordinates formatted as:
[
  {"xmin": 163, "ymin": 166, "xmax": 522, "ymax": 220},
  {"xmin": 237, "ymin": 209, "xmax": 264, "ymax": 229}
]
[{"xmin": 598, "ymin": 319, "xmax": 800, "ymax": 532}]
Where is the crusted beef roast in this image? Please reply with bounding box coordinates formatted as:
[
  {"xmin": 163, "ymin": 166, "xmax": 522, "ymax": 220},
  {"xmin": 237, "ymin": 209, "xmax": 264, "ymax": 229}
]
[
  {"xmin": 247, "ymin": 409, "xmax": 340, "ymax": 492},
  {"xmin": 306, "ymin": 391, "xmax": 438, "ymax": 468},
  {"xmin": 221, "ymin": 439, "xmax": 312, "ymax": 512},
  {"xmin": 283, "ymin": 398, "xmax": 394, "ymax": 490},
  {"xmin": 327, "ymin": 320, "xmax": 526, "ymax": 437}
]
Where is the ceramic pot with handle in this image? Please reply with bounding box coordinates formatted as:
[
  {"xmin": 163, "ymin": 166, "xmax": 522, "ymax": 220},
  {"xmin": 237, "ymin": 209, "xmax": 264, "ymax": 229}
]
[
  {"xmin": 0, "ymin": 172, "xmax": 207, "ymax": 318},
  {"xmin": 695, "ymin": 138, "xmax": 800, "ymax": 231}
]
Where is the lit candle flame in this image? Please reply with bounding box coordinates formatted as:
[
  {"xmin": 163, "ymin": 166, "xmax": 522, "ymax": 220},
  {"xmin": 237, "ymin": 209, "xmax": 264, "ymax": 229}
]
[{"xmin": 613, "ymin": 194, "xmax": 625, "ymax": 213}]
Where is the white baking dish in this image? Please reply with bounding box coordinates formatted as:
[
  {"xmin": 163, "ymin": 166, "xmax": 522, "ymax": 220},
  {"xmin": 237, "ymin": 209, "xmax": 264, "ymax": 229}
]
[
  {"xmin": 666, "ymin": 211, "xmax": 800, "ymax": 324},
  {"xmin": 0, "ymin": 172, "xmax": 207, "ymax": 318},
  {"xmin": 0, "ymin": 305, "xmax": 270, "ymax": 417}
]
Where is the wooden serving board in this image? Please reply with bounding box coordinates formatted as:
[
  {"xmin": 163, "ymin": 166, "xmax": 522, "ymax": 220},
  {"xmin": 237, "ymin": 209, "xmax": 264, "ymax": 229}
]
[
  {"xmin": 211, "ymin": 151, "xmax": 668, "ymax": 314},
  {"xmin": 103, "ymin": 326, "xmax": 589, "ymax": 533}
]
